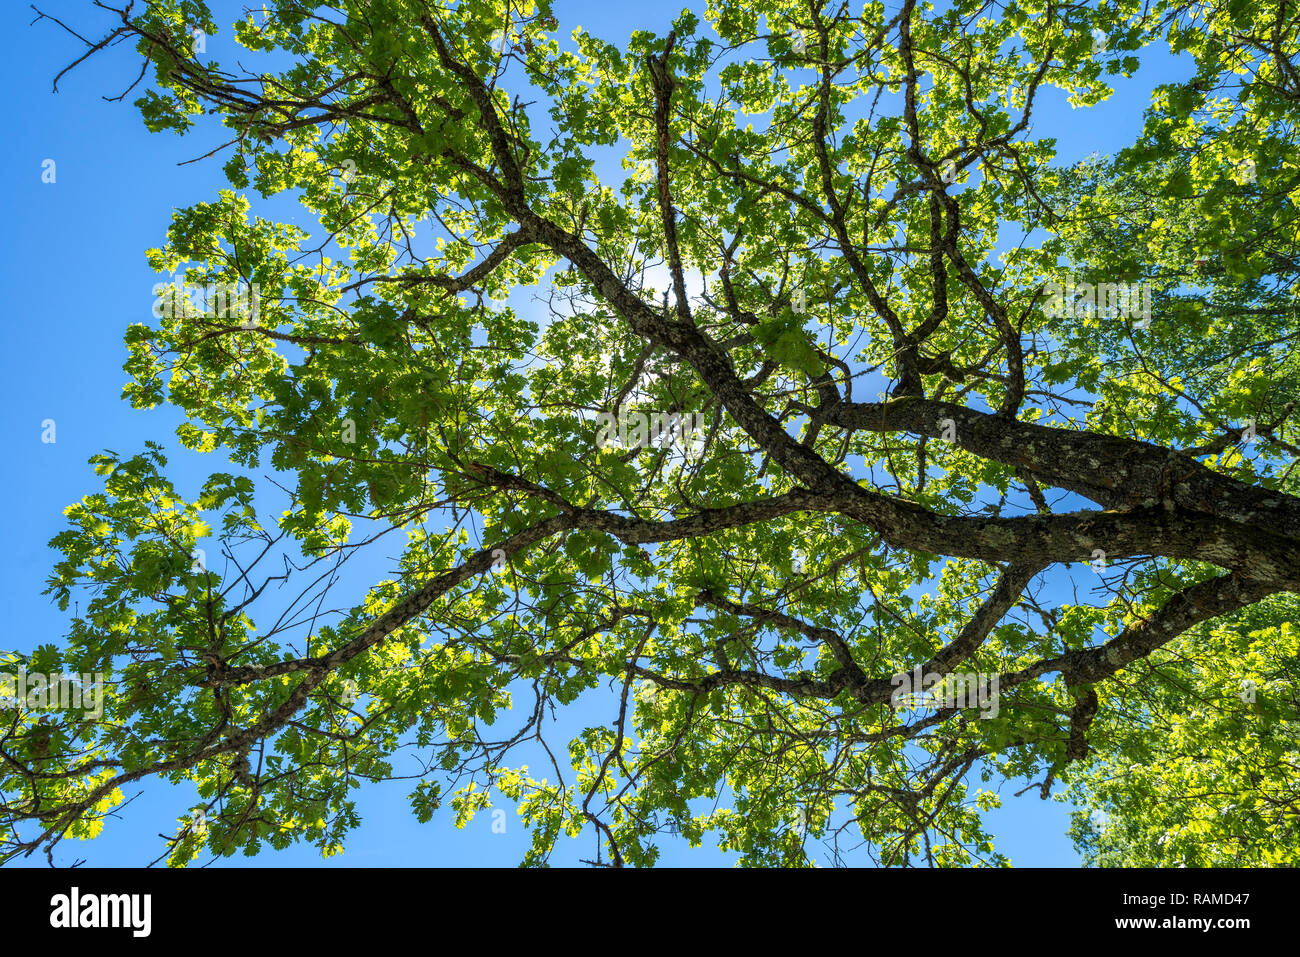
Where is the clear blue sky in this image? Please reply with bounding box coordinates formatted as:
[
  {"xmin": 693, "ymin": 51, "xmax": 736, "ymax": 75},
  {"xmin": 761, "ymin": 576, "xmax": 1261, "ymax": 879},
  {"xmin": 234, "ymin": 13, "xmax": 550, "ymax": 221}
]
[{"xmin": 0, "ymin": 1, "xmax": 1191, "ymax": 867}]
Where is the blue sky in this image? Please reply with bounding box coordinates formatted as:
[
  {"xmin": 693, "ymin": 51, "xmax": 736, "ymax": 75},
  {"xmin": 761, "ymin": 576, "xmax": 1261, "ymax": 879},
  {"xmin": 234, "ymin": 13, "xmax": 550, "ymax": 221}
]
[{"xmin": 1, "ymin": 1, "xmax": 1192, "ymax": 867}]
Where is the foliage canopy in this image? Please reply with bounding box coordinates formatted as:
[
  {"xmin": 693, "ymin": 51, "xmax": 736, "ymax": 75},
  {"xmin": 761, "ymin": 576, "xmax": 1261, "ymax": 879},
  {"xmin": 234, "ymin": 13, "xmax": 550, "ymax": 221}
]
[{"xmin": 10, "ymin": 0, "xmax": 1300, "ymax": 866}]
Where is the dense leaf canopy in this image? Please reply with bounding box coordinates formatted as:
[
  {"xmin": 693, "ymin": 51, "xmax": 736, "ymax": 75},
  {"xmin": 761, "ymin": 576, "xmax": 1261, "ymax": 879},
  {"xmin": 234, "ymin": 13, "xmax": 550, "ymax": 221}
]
[{"xmin": 8, "ymin": 0, "xmax": 1299, "ymax": 866}]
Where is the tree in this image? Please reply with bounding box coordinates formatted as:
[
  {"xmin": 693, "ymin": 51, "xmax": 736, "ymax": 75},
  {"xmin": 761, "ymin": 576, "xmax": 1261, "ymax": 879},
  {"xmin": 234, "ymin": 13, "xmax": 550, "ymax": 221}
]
[
  {"xmin": 9, "ymin": 0, "xmax": 1297, "ymax": 867},
  {"xmin": 1043, "ymin": 0, "xmax": 1300, "ymax": 866}
]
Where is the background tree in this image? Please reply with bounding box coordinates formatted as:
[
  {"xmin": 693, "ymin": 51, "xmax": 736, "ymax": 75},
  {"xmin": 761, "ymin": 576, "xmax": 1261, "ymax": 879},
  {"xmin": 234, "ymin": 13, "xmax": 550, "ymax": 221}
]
[
  {"xmin": 1043, "ymin": 0, "xmax": 1300, "ymax": 866},
  {"xmin": 7, "ymin": 0, "xmax": 1297, "ymax": 866}
]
